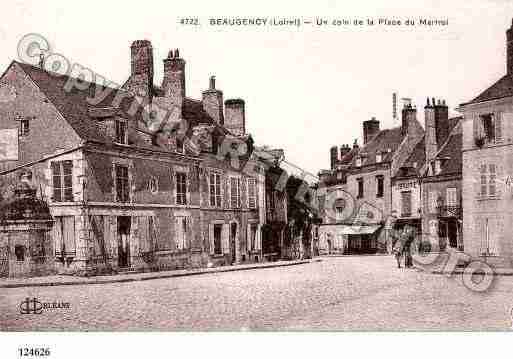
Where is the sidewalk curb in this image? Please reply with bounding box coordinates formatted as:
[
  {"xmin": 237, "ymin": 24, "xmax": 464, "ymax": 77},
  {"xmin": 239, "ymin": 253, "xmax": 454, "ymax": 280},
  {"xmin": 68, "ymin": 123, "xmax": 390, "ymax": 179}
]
[{"xmin": 0, "ymin": 259, "xmax": 322, "ymax": 289}]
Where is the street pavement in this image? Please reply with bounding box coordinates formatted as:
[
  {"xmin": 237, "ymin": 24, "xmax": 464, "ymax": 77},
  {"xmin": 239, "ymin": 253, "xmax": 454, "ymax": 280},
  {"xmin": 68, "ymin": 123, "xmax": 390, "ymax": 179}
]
[{"xmin": 1, "ymin": 256, "xmax": 512, "ymax": 331}]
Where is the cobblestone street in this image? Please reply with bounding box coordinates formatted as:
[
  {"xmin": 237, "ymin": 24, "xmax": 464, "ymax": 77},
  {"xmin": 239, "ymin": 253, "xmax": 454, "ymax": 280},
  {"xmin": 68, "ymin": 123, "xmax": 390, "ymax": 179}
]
[{"xmin": 1, "ymin": 256, "xmax": 512, "ymax": 331}]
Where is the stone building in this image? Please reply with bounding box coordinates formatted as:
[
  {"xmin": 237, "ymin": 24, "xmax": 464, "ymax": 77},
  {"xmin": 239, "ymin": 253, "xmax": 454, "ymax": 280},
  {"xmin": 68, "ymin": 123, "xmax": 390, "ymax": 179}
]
[
  {"xmin": 458, "ymin": 19, "xmax": 513, "ymax": 268},
  {"xmin": 391, "ymin": 98, "xmax": 462, "ymax": 254},
  {"xmin": 318, "ymin": 103, "xmax": 424, "ymax": 255},
  {"xmin": 0, "ymin": 40, "xmax": 267, "ymax": 275}
]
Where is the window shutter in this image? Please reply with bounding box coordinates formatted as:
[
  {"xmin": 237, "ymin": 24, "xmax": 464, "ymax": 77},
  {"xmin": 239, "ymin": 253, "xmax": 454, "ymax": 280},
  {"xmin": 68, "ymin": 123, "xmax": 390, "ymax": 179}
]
[
  {"xmin": 175, "ymin": 217, "xmax": 182, "ymax": 250},
  {"xmin": 53, "ymin": 217, "xmax": 63, "ymax": 256},
  {"xmin": 138, "ymin": 217, "xmax": 149, "ymax": 253},
  {"xmin": 222, "ymin": 224, "xmax": 229, "ymax": 254},
  {"xmin": 186, "ymin": 217, "xmax": 193, "ymax": 249},
  {"xmin": 256, "ymin": 225, "xmax": 261, "ymax": 250},
  {"xmin": 209, "ymin": 223, "xmax": 214, "ymax": 255},
  {"xmin": 479, "ymin": 219, "xmax": 486, "ymax": 255},
  {"xmin": 494, "ymin": 113, "xmax": 502, "ymax": 142},
  {"xmin": 63, "ymin": 216, "xmax": 76, "ymax": 255},
  {"xmin": 490, "ymin": 218, "xmax": 500, "ymax": 256},
  {"xmin": 246, "ymin": 224, "xmax": 251, "ymax": 252}
]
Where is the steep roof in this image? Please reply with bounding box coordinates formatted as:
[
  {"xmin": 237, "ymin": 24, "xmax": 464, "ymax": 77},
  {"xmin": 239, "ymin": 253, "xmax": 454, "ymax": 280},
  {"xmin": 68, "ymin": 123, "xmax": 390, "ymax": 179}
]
[
  {"xmin": 435, "ymin": 120, "xmax": 462, "ymax": 176},
  {"xmin": 15, "ymin": 61, "xmax": 226, "ymax": 143},
  {"xmin": 465, "ymin": 74, "xmax": 513, "ymax": 105},
  {"xmin": 395, "ymin": 137, "xmax": 426, "ymax": 178},
  {"xmin": 352, "ymin": 126, "xmax": 404, "ymax": 167}
]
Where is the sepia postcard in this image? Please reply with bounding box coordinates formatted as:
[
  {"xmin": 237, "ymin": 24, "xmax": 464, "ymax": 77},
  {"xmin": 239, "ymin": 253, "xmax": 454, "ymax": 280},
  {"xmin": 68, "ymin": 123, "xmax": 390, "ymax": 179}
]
[{"xmin": 0, "ymin": 0, "xmax": 513, "ymax": 357}]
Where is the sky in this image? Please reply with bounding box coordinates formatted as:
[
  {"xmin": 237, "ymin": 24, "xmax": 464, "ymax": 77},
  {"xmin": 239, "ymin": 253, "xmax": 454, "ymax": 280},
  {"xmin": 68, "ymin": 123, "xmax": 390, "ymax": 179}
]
[{"xmin": 1, "ymin": 0, "xmax": 513, "ymax": 176}]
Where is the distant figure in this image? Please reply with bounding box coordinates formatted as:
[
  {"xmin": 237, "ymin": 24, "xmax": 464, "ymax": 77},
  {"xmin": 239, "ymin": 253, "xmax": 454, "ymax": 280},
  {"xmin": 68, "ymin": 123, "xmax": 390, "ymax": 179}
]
[
  {"xmin": 392, "ymin": 235, "xmax": 403, "ymax": 268},
  {"xmin": 403, "ymin": 227, "xmax": 414, "ymax": 269}
]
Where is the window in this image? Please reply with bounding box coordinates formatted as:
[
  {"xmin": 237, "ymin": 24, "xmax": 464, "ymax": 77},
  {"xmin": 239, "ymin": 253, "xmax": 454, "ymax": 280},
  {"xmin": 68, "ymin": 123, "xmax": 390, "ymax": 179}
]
[
  {"xmin": 357, "ymin": 178, "xmax": 364, "ymax": 198},
  {"xmin": 148, "ymin": 176, "xmax": 158, "ymax": 194},
  {"xmin": 401, "ymin": 191, "xmax": 412, "ymax": 217},
  {"xmin": 209, "ymin": 172, "xmax": 222, "ymax": 207},
  {"xmin": 480, "ymin": 164, "xmax": 497, "ymax": 197},
  {"xmin": 213, "ymin": 224, "xmax": 223, "ymax": 255},
  {"xmin": 175, "ymin": 217, "xmax": 189, "ymax": 250},
  {"xmin": 446, "ymin": 187, "xmax": 457, "ymax": 207},
  {"xmin": 248, "ymin": 223, "xmax": 258, "ymax": 252},
  {"xmin": 14, "ymin": 245, "xmax": 25, "ymax": 261},
  {"xmin": 428, "ymin": 191, "xmax": 438, "ymax": 214},
  {"xmin": 376, "ymin": 153, "xmax": 382, "ymax": 163},
  {"xmin": 230, "ymin": 177, "xmax": 241, "ymax": 208},
  {"xmin": 19, "ymin": 119, "xmax": 30, "ymax": 136},
  {"xmin": 247, "ymin": 178, "xmax": 257, "ymax": 209},
  {"xmin": 476, "ymin": 113, "xmax": 502, "ymax": 144},
  {"xmin": 115, "ymin": 120, "xmax": 128, "ymax": 144},
  {"xmin": 176, "ymin": 137, "xmax": 184, "ymax": 153},
  {"xmin": 115, "ymin": 164, "xmax": 130, "ymax": 202},
  {"xmin": 355, "ymin": 157, "xmax": 362, "ymax": 167},
  {"xmin": 51, "ymin": 160, "xmax": 73, "ymax": 202},
  {"xmin": 176, "ymin": 172, "xmax": 187, "ymax": 205},
  {"xmin": 376, "ymin": 176, "xmax": 384, "ymax": 198}
]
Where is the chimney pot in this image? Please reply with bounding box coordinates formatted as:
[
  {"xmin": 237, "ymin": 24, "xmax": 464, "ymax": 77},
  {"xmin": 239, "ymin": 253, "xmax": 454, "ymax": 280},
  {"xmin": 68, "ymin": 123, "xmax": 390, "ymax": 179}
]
[
  {"xmin": 174, "ymin": 49, "xmax": 180, "ymax": 58},
  {"xmin": 209, "ymin": 75, "xmax": 216, "ymax": 90}
]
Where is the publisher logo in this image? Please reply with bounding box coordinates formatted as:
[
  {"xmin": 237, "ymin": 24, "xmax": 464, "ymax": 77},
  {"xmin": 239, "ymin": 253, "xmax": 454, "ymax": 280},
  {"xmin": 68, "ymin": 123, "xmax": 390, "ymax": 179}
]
[
  {"xmin": 19, "ymin": 297, "xmax": 71, "ymax": 314},
  {"xmin": 19, "ymin": 297, "xmax": 43, "ymax": 314}
]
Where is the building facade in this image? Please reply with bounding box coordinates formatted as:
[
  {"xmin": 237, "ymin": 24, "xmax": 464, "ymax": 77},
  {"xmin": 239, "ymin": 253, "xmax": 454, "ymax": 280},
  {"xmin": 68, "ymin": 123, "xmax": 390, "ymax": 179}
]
[
  {"xmin": 0, "ymin": 41, "xmax": 268, "ymax": 276},
  {"xmin": 318, "ymin": 104, "xmax": 424, "ymax": 255},
  {"xmin": 459, "ymin": 18, "xmax": 513, "ymax": 268}
]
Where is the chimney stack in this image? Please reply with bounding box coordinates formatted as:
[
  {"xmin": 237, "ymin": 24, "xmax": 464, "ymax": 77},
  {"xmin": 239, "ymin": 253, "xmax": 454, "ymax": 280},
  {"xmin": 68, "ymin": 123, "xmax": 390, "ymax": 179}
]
[
  {"xmin": 507, "ymin": 18, "xmax": 513, "ymax": 75},
  {"xmin": 330, "ymin": 146, "xmax": 339, "ymax": 170},
  {"xmin": 162, "ymin": 49, "xmax": 186, "ymax": 107},
  {"xmin": 224, "ymin": 99, "xmax": 245, "ymax": 136},
  {"xmin": 363, "ymin": 117, "xmax": 380, "ymax": 144},
  {"xmin": 202, "ymin": 75, "xmax": 224, "ymax": 125},
  {"xmin": 340, "ymin": 144, "xmax": 351, "ymax": 160},
  {"xmin": 126, "ymin": 40, "xmax": 154, "ymax": 100},
  {"xmin": 424, "ymin": 97, "xmax": 450, "ymax": 163},
  {"xmin": 401, "ymin": 103, "xmax": 417, "ymax": 137}
]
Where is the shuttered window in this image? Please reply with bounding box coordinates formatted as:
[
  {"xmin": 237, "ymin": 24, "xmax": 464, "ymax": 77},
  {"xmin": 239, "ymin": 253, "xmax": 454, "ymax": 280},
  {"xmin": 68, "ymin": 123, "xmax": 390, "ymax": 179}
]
[
  {"xmin": 51, "ymin": 160, "xmax": 73, "ymax": 202},
  {"xmin": 446, "ymin": 187, "xmax": 457, "ymax": 207},
  {"xmin": 230, "ymin": 177, "xmax": 241, "ymax": 208},
  {"xmin": 213, "ymin": 224, "xmax": 223, "ymax": 255},
  {"xmin": 209, "ymin": 172, "xmax": 222, "ymax": 207},
  {"xmin": 247, "ymin": 178, "xmax": 257, "ymax": 209},
  {"xmin": 115, "ymin": 164, "xmax": 130, "ymax": 202},
  {"xmin": 428, "ymin": 191, "xmax": 438, "ymax": 214},
  {"xmin": 176, "ymin": 172, "xmax": 187, "ymax": 205},
  {"xmin": 175, "ymin": 216, "xmax": 188, "ymax": 250}
]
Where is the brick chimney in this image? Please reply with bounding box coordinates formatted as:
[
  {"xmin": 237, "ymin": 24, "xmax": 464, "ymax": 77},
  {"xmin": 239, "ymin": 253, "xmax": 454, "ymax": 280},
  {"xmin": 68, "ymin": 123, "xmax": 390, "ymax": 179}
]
[
  {"xmin": 340, "ymin": 144, "xmax": 351, "ymax": 160},
  {"xmin": 162, "ymin": 49, "xmax": 185, "ymax": 108},
  {"xmin": 401, "ymin": 103, "xmax": 417, "ymax": 137},
  {"xmin": 424, "ymin": 97, "xmax": 450, "ymax": 163},
  {"xmin": 507, "ymin": 18, "xmax": 513, "ymax": 75},
  {"xmin": 224, "ymin": 98, "xmax": 245, "ymax": 136},
  {"xmin": 330, "ymin": 146, "xmax": 339, "ymax": 170},
  {"xmin": 126, "ymin": 40, "xmax": 154, "ymax": 100},
  {"xmin": 363, "ymin": 117, "xmax": 380, "ymax": 144},
  {"xmin": 202, "ymin": 76, "xmax": 224, "ymax": 124}
]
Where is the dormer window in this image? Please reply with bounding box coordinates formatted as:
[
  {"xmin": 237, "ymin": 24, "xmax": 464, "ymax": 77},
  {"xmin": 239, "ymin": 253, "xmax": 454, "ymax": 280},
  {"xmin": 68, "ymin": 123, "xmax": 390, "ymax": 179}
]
[
  {"xmin": 435, "ymin": 160, "xmax": 442, "ymax": 175},
  {"xmin": 20, "ymin": 119, "xmax": 30, "ymax": 136},
  {"xmin": 475, "ymin": 113, "xmax": 502, "ymax": 146},
  {"xmin": 376, "ymin": 152, "xmax": 382, "ymax": 163},
  {"xmin": 355, "ymin": 157, "xmax": 362, "ymax": 167},
  {"xmin": 115, "ymin": 119, "xmax": 128, "ymax": 144}
]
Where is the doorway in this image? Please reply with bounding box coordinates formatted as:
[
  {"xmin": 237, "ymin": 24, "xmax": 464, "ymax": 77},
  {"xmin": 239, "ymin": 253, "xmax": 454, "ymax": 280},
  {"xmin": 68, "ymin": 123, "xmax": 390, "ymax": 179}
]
[
  {"xmin": 230, "ymin": 222, "xmax": 237, "ymax": 264},
  {"xmin": 117, "ymin": 216, "xmax": 131, "ymax": 268}
]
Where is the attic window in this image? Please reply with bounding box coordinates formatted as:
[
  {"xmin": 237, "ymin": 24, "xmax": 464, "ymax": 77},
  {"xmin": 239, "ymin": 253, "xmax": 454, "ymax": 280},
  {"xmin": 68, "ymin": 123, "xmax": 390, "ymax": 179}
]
[
  {"xmin": 20, "ymin": 119, "xmax": 30, "ymax": 136},
  {"xmin": 376, "ymin": 152, "xmax": 382, "ymax": 163},
  {"xmin": 355, "ymin": 157, "xmax": 362, "ymax": 167},
  {"xmin": 115, "ymin": 120, "xmax": 128, "ymax": 144}
]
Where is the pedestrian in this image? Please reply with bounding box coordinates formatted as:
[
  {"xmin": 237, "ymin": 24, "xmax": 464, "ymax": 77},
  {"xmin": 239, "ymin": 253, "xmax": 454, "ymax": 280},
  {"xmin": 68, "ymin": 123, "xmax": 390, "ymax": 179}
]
[
  {"xmin": 392, "ymin": 234, "xmax": 403, "ymax": 269},
  {"xmin": 403, "ymin": 227, "xmax": 414, "ymax": 269}
]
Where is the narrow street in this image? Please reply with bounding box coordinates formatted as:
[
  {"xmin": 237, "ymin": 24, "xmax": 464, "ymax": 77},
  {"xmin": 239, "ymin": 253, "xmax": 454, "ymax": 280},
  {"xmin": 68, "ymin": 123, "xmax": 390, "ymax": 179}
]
[{"xmin": 1, "ymin": 256, "xmax": 512, "ymax": 331}]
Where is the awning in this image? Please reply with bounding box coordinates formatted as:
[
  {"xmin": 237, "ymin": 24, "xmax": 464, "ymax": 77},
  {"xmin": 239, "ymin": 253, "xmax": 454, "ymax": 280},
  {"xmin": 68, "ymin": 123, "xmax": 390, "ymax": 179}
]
[{"xmin": 337, "ymin": 224, "xmax": 382, "ymax": 235}]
